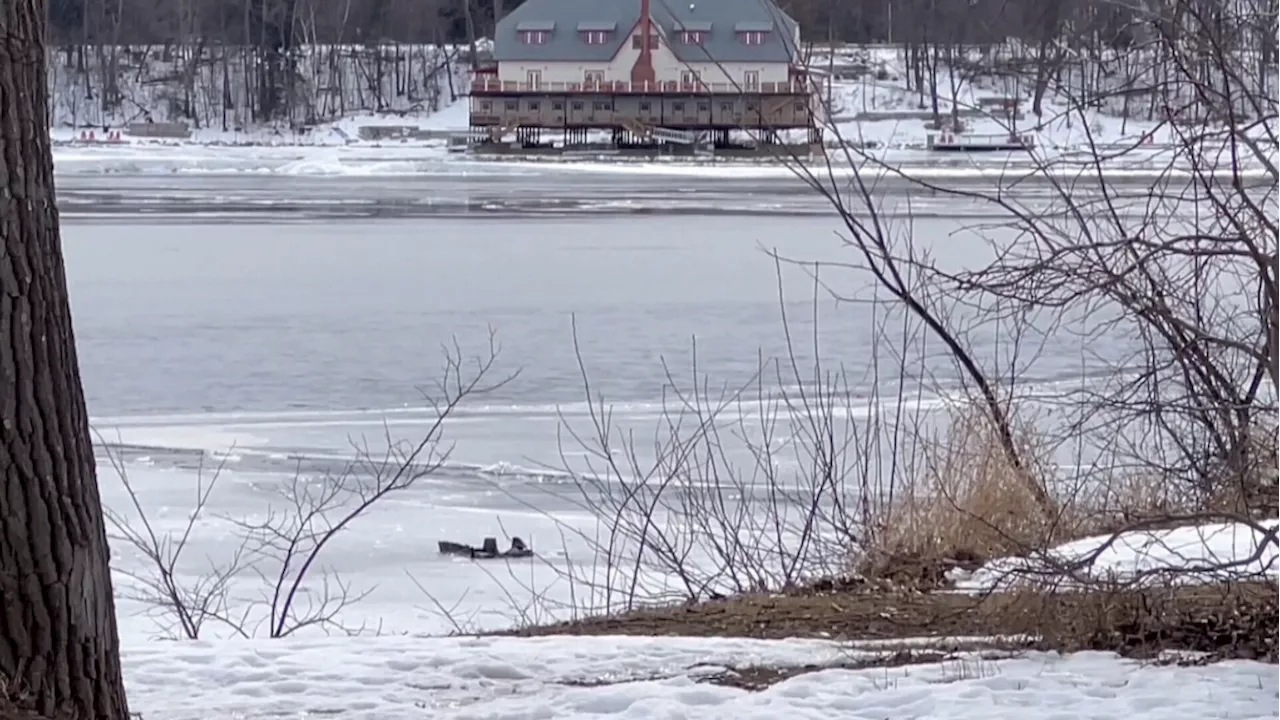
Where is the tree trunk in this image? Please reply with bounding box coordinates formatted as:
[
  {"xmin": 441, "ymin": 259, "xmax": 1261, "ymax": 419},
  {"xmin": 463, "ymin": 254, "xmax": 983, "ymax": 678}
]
[{"xmin": 0, "ymin": 1, "xmax": 131, "ymax": 719}]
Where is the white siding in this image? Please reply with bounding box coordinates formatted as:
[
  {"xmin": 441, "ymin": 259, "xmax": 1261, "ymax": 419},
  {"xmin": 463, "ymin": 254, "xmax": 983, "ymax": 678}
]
[
  {"xmin": 497, "ymin": 26, "xmax": 789, "ymax": 87},
  {"xmin": 682, "ymin": 61, "xmax": 789, "ymax": 86}
]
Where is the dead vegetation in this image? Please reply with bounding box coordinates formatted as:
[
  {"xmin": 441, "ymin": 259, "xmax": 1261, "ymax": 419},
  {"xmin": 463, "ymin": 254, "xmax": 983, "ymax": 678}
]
[
  {"xmin": 856, "ymin": 405, "xmax": 1077, "ymax": 586},
  {"xmin": 507, "ymin": 581, "xmax": 1278, "ymax": 664}
]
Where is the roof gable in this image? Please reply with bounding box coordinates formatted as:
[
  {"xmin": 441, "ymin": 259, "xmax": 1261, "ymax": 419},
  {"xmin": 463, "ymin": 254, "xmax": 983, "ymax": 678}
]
[{"xmin": 492, "ymin": 0, "xmax": 798, "ymax": 64}]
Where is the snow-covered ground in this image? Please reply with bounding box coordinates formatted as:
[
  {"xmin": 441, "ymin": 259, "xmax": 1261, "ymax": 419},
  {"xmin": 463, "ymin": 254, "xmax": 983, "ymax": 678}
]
[
  {"xmin": 123, "ymin": 633, "xmax": 1278, "ymax": 719},
  {"xmin": 50, "ymin": 98, "xmax": 475, "ymax": 148},
  {"xmin": 818, "ymin": 59, "xmax": 1157, "ymax": 152}
]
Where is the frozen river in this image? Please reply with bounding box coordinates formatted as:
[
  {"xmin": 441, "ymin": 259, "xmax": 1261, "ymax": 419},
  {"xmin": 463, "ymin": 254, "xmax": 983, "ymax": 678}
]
[{"xmin": 67, "ymin": 168, "xmax": 1139, "ymax": 641}]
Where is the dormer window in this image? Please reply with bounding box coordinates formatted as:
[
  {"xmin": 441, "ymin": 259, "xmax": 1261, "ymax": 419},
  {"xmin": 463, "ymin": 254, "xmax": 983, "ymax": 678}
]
[
  {"xmin": 517, "ymin": 21, "xmax": 555, "ymax": 44},
  {"xmin": 578, "ymin": 21, "xmax": 616, "ymax": 45},
  {"xmin": 677, "ymin": 21, "xmax": 711, "ymax": 45},
  {"xmin": 631, "ymin": 32, "xmax": 661, "ymax": 49},
  {"xmin": 735, "ymin": 21, "xmax": 772, "ymax": 46}
]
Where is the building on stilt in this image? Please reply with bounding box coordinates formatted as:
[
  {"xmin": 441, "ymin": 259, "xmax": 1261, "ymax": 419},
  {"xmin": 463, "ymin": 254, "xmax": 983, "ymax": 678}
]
[{"xmin": 467, "ymin": 0, "xmax": 824, "ymax": 155}]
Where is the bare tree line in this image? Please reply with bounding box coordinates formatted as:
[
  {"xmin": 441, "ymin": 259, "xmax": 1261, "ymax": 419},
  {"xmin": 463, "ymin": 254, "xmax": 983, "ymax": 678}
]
[
  {"xmin": 45, "ymin": 0, "xmax": 1278, "ymax": 126},
  {"xmin": 50, "ymin": 0, "xmax": 1278, "ymax": 52},
  {"xmin": 46, "ymin": 0, "xmax": 480, "ymax": 124},
  {"xmin": 49, "ymin": 0, "xmax": 471, "ymax": 46},
  {"xmin": 47, "ymin": 42, "xmax": 467, "ymax": 128}
]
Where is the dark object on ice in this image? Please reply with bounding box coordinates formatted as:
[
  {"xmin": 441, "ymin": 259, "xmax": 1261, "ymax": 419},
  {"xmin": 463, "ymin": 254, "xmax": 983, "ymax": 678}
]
[
  {"xmin": 437, "ymin": 540, "xmax": 475, "ymax": 556},
  {"xmin": 437, "ymin": 536, "xmax": 533, "ymax": 560},
  {"xmin": 506, "ymin": 536, "xmax": 532, "ymax": 558}
]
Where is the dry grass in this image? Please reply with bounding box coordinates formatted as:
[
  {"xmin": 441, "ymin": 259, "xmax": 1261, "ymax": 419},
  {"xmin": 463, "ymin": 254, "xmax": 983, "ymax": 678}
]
[
  {"xmin": 507, "ymin": 574, "xmax": 1278, "ymax": 662},
  {"xmin": 855, "ymin": 404, "xmax": 1210, "ymax": 585}
]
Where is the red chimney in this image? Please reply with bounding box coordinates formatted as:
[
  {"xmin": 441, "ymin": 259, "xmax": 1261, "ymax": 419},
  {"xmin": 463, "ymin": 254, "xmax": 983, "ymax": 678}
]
[{"xmin": 630, "ymin": 0, "xmax": 656, "ymax": 86}]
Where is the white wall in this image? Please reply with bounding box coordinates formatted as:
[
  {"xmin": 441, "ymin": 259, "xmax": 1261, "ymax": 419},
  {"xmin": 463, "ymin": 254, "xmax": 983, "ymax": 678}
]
[
  {"xmin": 498, "ymin": 26, "xmax": 791, "ymax": 87},
  {"xmin": 684, "ymin": 61, "xmax": 790, "ymax": 86}
]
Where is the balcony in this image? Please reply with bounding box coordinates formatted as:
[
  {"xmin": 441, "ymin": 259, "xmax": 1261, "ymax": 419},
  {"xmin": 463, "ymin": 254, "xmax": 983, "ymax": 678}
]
[{"xmin": 469, "ymin": 77, "xmax": 812, "ymax": 95}]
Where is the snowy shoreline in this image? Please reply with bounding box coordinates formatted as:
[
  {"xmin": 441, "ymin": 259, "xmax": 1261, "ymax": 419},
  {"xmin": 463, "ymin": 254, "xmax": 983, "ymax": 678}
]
[{"xmin": 49, "ymin": 148, "xmax": 1274, "ymax": 181}]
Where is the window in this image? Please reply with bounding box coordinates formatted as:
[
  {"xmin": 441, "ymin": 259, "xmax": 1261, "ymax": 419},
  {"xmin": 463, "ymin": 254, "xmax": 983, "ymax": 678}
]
[
  {"xmin": 584, "ymin": 70, "xmax": 605, "ymax": 88},
  {"xmin": 672, "ymin": 101, "xmax": 685, "ymax": 112},
  {"xmin": 680, "ymin": 70, "xmax": 701, "ymax": 87},
  {"xmin": 743, "ymin": 70, "xmax": 759, "ymax": 91},
  {"xmin": 580, "ymin": 30, "xmax": 610, "ymax": 44},
  {"xmin": 526, "ymin": 69, "xmax": 542, "ymax": 88},
  {"xmin": 571, "ymin": 100, "xmax": 584, "ymax": 110},
  {"xmin": 520, "ymin": 30, "xmax": 550, "ymax": 44},
  {"xmin": 697, "ymin": 101, "xmax": 709, "ymax": 112},
  {"xmin": 738, "ymin": 30, "xmax": 767, "ymax": 45},
  {"xmin": 639, "ymin": 101, "xmax": 652, "ymax": 111},
  {"xmin": 720, "ymin": 101, "xmax": 733, "ymax": 112},
  {"xmin": 593, "ymin": 101, "xmax": 612, "ymax": 111},
  {"xmin": 505, "ymin": 100, "xmax": 518, "ymax": 110},
  {"xmin": 681, "ymin": 30, "xmax": 706, "ymax": 44},
  {"xmin": 528, "ymin": 101, "xmax": 540, "ymax": 111},
  {"xmin": 631, "ymin": 32, "xmax": 660, "ymax": 49},
  {"xmin": 552, "ymin": 101, "xmax": 564, "ymax": 110},
  {"xmin": 794, "ymin": 101, "xmax": 806, "ymax": 112},
  {"xmin": 480, "ymin": 101, "xmax": 492, "ymax": 112}
]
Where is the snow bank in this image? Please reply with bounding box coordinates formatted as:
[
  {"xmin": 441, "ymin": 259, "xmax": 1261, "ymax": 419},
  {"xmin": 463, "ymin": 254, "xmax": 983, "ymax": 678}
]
[
  {"xmin": 123, "ymin": 633, "xmax": 1279, "ymax": 719},
  {"xmin": 953, "ymin": 519, "xmax": 1280, "ymax": 592}
]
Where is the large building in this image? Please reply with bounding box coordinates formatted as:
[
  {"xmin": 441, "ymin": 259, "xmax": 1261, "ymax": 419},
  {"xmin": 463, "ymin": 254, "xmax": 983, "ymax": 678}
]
[{"xmin": 468, "ymin": 0, "xmax": 821, "ymax": 148}]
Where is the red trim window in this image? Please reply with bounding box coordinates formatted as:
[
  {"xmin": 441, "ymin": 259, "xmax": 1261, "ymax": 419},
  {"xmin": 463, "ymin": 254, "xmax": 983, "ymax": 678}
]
[
  {"xmin": 681, "ymin": 30, "xmax": 707, "ymax": 44},
  {"xmin": 520, "ymin": 30, "xmax": 550, "ymax": 44},
  {"xmin": 739, "ymin": 30, "xmax": 767, "ymax": 45},
  {"xmin": 581, "ymin": 30, "xmax": 611, "ymax": 44}
]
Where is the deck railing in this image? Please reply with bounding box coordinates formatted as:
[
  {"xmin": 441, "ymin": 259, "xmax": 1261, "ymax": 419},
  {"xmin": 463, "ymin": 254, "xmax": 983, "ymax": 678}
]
[{"xmin": 469, "ymin": 77, "xmax": 812, "ymax": 94}]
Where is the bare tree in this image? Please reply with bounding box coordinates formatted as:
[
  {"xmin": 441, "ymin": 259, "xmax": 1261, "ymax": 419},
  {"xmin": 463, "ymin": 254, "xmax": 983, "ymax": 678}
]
[
  {"xmin": 107, "ymin": 336, "xmax": 514, "ymax": 639},
  {"xmin": 0, "ymin": 0, "xmax": 130, "ymax": 717},
  {"xmin": 102, "ymin": 452, "xmax": 254, "ymax": 640},
  {"xmin": 792, "ymin": 0, "xmax": 1277, "ymax": 556}
]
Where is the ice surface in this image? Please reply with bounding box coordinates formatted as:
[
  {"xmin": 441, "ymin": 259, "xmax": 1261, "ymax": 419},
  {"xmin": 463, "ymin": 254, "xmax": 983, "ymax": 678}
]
[
  {"xmin": 103, "ymin": 462, "xmax": 610, "ymax": 640},
  {"xmin": 122, "ymin": 634, "xmax": 1279, "ymax": 719}
]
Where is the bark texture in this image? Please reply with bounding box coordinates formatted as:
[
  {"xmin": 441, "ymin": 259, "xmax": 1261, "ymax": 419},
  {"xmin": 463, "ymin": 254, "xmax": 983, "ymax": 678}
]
[{"xmin": 0, "ymin": 2, "xmax": 130, "ymax": 718}]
